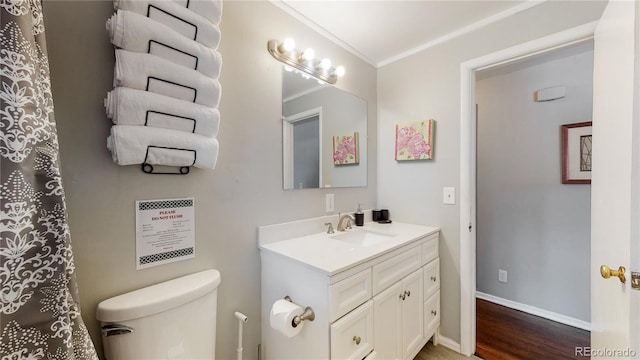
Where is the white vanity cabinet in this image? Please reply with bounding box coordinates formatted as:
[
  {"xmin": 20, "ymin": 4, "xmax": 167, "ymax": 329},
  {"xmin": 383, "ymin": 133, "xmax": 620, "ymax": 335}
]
[{"xmin": 259, "ymin": 221, "xmax": 440, "ymax": 360}]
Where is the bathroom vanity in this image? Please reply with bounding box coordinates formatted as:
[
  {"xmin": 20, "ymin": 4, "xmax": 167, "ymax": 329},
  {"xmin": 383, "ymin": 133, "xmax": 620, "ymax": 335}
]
[{"xmin": 259, "ymin": 217, "xmax": 440, "ymax": 360}]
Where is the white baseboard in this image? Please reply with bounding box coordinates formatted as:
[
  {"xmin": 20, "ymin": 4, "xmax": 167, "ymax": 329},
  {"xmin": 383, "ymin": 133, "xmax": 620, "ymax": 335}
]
[
  {"xmin": 475, "ymin": 291, "xmax": 591, "ymax": 331},
  {"xmin": 437, "ymin": 334, "xmax": 462, "ymax": 353}
]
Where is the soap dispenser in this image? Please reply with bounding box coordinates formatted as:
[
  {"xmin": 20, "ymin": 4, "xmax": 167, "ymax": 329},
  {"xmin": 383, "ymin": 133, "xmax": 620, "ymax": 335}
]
[{"xmin": 354, "ymin": 204, "xmax": 364, "ymax": 226}]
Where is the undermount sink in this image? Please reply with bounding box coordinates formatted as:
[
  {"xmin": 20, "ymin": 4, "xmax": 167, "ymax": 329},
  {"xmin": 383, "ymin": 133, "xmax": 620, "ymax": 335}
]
[{"xmin": 330, "ymin": 229, "xmax": 397, "ymax": 247}]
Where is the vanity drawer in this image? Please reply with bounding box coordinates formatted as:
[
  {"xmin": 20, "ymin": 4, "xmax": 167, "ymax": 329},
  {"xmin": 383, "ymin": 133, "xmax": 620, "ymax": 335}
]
[
  {"xmin": 372, "ymin": 246, "xmax": 421, "ymax": 295},
  {"xmin": 423, "ymin": 258, "xmax": 440, "ymax": 300},
  {"xmin": 421, "ymin": 234, "xmax": 439, "ymax": 265},
  {"xmin": 329, "ymin": 268, "xmax": 372, "ymax": 322},
  {"xmin": 331, "ymin": 300, "xmax": 374, "ymax": 360},
  {"xmin": 424, "ymin": 291, "xmax": 440, "ymax": 340}
]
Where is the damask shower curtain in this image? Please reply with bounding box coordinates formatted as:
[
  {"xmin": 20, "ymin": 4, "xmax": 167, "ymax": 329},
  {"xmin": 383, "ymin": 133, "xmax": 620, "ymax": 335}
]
[{"xmin": 1, "ymin": 1, "xmax": 99, "ymax": 358}]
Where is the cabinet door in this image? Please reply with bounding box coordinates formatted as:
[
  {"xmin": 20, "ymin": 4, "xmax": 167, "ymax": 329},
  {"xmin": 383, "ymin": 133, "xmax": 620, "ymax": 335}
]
[
  {"xmin": 424, "ymin": 290, "xmax": 440, "ymax": 341},
  {"xmin": 330, "ymin": 268, "xmax": 372, "ymax": 322},
  {"xmin": 373, "ymin": 282, "xmax": 402, "ymax": 360},
  {"xmin": 401, "ymin": 269, "xmax": 423, "ymax": 360},
  {"xmin": 423, "ymin": 258, "xmax": 440, "ymax": 301},
  {"xmin": 372, "ymin": 246, "xmax": 421, "ymax": 295},
  {"xmin": 331, "ymin": 301, "xmax": 374, "ymax": 360},
  {"xmin": 421, "ymin": 234, "xmax": 439, "ymax": 265}
]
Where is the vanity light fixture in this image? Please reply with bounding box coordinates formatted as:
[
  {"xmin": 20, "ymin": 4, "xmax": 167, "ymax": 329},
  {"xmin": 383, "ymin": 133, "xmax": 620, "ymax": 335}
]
[{"xmin": 268, "ymin": 38, "xmax": 345, "ymax": 85}]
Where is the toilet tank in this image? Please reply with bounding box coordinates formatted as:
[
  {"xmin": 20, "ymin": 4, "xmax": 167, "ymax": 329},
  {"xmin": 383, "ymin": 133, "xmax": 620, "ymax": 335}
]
[{"xmin": 96, "ymin": 269, "xmax": 221, "ymax": 360}]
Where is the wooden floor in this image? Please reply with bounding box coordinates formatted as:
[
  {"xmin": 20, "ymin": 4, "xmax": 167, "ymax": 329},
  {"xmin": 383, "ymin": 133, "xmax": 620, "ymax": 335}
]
[{"xmin": 475, "ymin": 299, "xmax": 590, "ymax": 360}]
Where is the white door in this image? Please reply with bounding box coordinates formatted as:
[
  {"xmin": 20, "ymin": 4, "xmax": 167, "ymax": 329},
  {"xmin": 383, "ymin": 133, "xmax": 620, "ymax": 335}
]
[{"xmin": 591, "ymin": 0, "xmax": 639, "ymax": 358}]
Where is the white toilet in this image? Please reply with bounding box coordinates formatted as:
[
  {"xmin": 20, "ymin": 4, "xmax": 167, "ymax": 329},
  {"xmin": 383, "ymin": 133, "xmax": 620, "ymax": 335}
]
[{"xmin": 96, "ymin": 269, "xmax": 221, "ymax": 359}]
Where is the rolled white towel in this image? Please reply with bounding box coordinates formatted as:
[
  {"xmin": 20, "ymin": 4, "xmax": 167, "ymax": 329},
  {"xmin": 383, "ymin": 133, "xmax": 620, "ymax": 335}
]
[
  {"xmin": 114, "ymin": 49, "xmax": 221, "ymax": 107},
  {"xmin": 107, "ymin": 10, "xmax": 222, "ymax": 78},
  {"xmin": 171, "ymin": 0, "xmax": 222, "ymax": 25},
  {"xmin": 107, "ymin": 125, "xmax": 219, "ymax": 169},
  {"xmin": 105, "ymin": 87, "xmax": 220, "ymax": 137},
  {"xmin": 113, "ymin": 0, "xmax": 220, "ymax": 48}
]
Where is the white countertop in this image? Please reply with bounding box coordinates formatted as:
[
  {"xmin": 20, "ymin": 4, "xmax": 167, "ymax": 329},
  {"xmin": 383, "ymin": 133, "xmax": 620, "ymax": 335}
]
[{"xmin": 259, "ymin": 221, "xmax": 440, "ymax": 276}]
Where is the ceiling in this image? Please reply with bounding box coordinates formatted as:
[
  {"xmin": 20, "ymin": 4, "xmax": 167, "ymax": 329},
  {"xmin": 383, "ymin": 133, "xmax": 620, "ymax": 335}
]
[{"xmin": 273, "ymin": 0, "xmax": 541, "ymax": 67}]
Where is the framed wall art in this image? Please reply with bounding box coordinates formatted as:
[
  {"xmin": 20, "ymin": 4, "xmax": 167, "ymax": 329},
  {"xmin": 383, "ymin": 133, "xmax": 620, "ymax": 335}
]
[
  {"xmin": 561, "ymin": 121, "xmax": 592, "ymax": 184},
  {"xmin": 333, "ymin": 132, "xmax": 359, "ymax": 165},
  {"xmin": 395, "ymin": 119, "xmax": 434, "ymax": 161}
]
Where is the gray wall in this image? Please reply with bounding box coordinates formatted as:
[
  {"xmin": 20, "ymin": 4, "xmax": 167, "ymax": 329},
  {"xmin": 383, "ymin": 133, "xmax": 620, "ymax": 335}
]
[
  {"xmin": 476, "ymin": 50, "xmax": 593, "ymax": 322},
  {"xmin": 42, "ymin": 1, "xmax": 377, "ymax": 359},
  {"xmin": 377, "ymin": 0, "xmax": 606, "ymax": 343}
]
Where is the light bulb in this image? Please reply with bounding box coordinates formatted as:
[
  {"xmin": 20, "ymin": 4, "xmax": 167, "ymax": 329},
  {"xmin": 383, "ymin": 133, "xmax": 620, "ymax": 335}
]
[
  {"xmin": 301, "ymin": 48, "xmax": 315, "ymax": 61},
  {"xmin": 335, "ymin": 66, "xmax": 345, "ymax": 77},
  {"xmin": 320, "ymin": 58, "xmax": 332, "ymax": 70},
  {"xmin": 282, "ymin": 38, "xmax": 295, "ymax": 52}
]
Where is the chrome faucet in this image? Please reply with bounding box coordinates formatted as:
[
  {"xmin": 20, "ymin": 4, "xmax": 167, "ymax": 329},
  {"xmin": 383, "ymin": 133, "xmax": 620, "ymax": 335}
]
[{"xmin": 337, "ymin": 214, "xmax": 355, "ymax": 231}]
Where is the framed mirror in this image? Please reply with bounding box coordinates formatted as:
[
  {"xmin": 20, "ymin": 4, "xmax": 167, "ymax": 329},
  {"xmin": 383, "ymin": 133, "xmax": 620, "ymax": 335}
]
[{"xmin": 282, "ymin": 69, "xmax": 368, "ymax": 189}]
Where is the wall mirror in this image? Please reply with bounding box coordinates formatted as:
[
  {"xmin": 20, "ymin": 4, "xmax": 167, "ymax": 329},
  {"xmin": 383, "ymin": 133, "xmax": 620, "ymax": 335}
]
[{"xmin": 282, "ymin": 69, "xmax": 368, "ymax": 190}]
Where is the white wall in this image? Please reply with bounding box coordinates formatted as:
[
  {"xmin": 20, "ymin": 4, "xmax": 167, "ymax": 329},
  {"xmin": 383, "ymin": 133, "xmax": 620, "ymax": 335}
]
[
  {"xmin": 476, "ymin": 50, "xmax": 593, "ymax": 322},
  {"xmin": 377, "ymin": 0, "xmax": 606, "ymax": 343},
  {"xmin": 42, "ymin": 2, "xmax": 377, "ymax": 359}
]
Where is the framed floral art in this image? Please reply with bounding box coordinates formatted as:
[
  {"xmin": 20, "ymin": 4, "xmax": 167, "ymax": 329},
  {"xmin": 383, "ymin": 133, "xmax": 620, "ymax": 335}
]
[
  {"xmin": 395, "ymin": 119, "xmax": 435, "ymax": 161},
  {"xmin": 333, "ymin": 132, "xmax": 359, "ymax": 165}
]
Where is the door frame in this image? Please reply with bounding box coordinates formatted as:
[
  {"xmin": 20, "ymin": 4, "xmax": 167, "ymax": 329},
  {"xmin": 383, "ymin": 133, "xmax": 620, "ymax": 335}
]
[
  {"xmin": 283, "ymin": 107, "xmax": 323, "ymax": 189},
  {"xmin": 458, "ymin": 21, "xmax": 599, "ymax": 356}
]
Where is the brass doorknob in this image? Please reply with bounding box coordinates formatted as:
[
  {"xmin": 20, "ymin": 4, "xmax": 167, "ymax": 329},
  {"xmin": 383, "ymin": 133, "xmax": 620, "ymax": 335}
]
[{"xmin": 600, "ymin": 265, "xmax": 626, "ymax": 283}]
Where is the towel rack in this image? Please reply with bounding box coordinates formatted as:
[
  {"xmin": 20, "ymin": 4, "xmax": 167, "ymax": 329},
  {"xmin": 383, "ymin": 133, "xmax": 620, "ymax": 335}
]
[
  {"xmin": 145, "ymin": 76, "xmax": 198, "ymax": 103},
  {"xmin": 142, "ymin": 145, "xmax": 196, "ymax": 175},
  {"xmin": 147, "ymin": 39, "xmax": 199, "ymax": 71},
  {"xmin": 144, "ymin": 110, "xmax": 197, "ymax": 133},
  {"xmin": 146, "ymin": 5, "xmax": 199, "ymax": 41}
]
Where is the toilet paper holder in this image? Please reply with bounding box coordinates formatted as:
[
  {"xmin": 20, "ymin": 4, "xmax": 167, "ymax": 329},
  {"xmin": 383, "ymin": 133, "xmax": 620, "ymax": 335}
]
[{"xmin": 284, "ymin": 296, "xmax": 315, "ymax": 327}]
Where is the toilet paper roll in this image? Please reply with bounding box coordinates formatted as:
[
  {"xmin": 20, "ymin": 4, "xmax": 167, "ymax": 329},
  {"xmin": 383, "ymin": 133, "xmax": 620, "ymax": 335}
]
[{"xmin": 270, "ymin": 299, "xmax": 305, "ymax": 337}]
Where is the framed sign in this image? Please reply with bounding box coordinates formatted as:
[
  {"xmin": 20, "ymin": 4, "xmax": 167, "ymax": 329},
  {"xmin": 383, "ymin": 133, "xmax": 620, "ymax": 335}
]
[{"xmin": 135, "ymin": 198, "xmax": 195, "ymax": 269}]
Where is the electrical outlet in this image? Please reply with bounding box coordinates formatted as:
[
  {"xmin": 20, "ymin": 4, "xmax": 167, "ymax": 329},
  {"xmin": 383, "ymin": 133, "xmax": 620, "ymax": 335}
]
[
  {"xmin": 325, "ymin": 194, "xmax": 334, "ymax": 212},
  {"xmin": 498, "ymin": 269, "xmax": 508, "ymax": 283}
]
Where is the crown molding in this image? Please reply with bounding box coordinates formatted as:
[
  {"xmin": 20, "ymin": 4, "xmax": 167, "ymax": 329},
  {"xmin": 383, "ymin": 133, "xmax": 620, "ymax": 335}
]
[
  {"xmin": 270, "ymin": 0, "xmax": 378, "ymax": 67},
  {"xmin": 377, "ymin": 0, "xmax": 548, "ymax": 67},
  {"xmin": 271, "ymin": 0, "xmax": 548, "ymax": 68}
]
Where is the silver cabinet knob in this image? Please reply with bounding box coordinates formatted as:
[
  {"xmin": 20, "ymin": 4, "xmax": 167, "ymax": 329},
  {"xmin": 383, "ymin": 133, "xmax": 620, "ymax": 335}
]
[{"xmin": 431, "ymin": 310, "xmax": 437, "ymax": 316}]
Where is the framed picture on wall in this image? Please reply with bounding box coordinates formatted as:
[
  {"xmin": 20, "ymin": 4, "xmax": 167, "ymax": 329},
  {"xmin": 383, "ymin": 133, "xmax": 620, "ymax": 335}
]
[
  {"xmin": 395, "ymin": 119, "xmax": 435, "ymax": 161},
  {"xmin": 333, "ymin": 132, "xmax": 359, "ymax": 165},
  {"xmin": 561, "ymin": 121, "xmax": 592, "ymax": 184}
]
